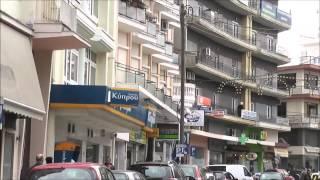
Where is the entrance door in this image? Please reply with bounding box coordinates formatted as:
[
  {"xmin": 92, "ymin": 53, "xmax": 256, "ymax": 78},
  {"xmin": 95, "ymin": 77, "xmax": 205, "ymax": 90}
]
[{"xmin": 3, "ymin": 132, "xmax": 14, "ymax": 180}]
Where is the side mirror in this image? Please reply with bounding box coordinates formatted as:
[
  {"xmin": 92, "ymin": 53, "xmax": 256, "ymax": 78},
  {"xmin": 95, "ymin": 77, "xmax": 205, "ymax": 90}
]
[{"xmin": 186, "ymin": 176, "xmax": 196, "ymax": 180}]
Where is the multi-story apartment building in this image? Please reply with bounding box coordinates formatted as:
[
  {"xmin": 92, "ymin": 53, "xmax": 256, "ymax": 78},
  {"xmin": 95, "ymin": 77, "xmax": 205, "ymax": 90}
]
[
  {"xmin": 170, "ymin": 0, "xmax": 292, "ymax": 171},
  {"xmin": 278, "ymin": 56, "xmax": 320, "ymax": 171}
]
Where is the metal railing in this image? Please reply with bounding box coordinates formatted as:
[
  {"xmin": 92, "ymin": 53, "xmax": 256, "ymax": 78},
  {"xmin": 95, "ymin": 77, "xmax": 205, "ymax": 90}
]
[
  {"xmin": 259, "ymin": 0, "xmax": 292, "ymax": 25},
  {"xmin": 36, "ymin": 0, "xmax": 77, "ymax": 31},
  {"xmin": 186, "ymin": 6, "xmax": 250, "ymax": 44},
  {"xmin": 288, "ymin": 86, "xmax": 320, "ymax": 96},
  {"xmin": 115, "ymin": 62, "xmax": 178, "ymax": 111},
  {"xmin": 146, "ymin": 21, "xmax": 157, "ymax": 36},
  {"xmin": 300, "ymin": 56, "xmax": 320, "ymax": 65},
  {"xmin": 119, "ymin": 1, "xmax": 146, "ymax": 23},
  {"xmin": 288, "ymin": 114, "xmax": 320, "ymax": 129}
]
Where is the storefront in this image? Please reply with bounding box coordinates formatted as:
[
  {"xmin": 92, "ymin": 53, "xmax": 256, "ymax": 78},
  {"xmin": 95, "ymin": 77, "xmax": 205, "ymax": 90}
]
[
  {"xmin": 189, "ymin": 134, "xmax": 209, "ymax": 166},
  {"xmin": 49, "ymin": 85, "xmax": 153, "ymax": 170}
]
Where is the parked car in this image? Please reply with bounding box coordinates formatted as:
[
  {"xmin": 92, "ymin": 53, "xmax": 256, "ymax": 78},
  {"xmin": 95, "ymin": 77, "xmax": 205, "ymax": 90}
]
[
  {"xmin": 265, "ymin": 169, "xmax": 294, "ymax": 180},
  {"xmin": 206, "ymin": 171, "xmax": 237, "ymax": 180},
  {"xmin": 180, "ymin": 165, "xmax": 206, "ymax": 180},
  {"xmin": 29, "ymin": 162, "xmax": 115, "ymax": 180},
  {"xmin": 112, "ymin": 170, "xmax": 146, "ymax": 180},
  {"xmin": 311, "ymin": 172, "xmax": 319, "ymax": 180},
  {"xmin": 207, "ymin": 165, "xmax": 253, "ymax": 180},
  {"xmin": 259, "ymin": 172, "xmax": 284, "ymax": 180},
  {"xmin": 129, "ymin": 161, "xmax": 195, "ymax": 180}
]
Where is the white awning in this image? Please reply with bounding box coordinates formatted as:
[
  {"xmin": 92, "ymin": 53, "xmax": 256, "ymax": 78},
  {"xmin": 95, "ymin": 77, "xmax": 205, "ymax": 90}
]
[
  {"xmin": 0, "ymin": 22, "xmax": 45, "ymax": 120},
  {"xmin": 304, "ymin": 146, "xmax": 320, "ymax": 153}
]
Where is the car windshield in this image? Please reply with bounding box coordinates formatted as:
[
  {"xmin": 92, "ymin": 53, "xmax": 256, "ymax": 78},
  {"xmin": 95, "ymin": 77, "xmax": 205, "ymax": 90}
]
[
  {"xmin": 130, "ymin": 165, "xmax": 172, "ymax": 178},
  {"xmin": 260, "ymin": 173, "xmax": 283, "ymax": 180},
  {"xmin": 30, "ymin": 168, "xmax": 95, "ymax": 180},
  {"xmin": 113, "ymin": 173, "xmax": 129, "ymax": 180},
  {"xmin": 208, "ymin": 166, "xmax": 226, "ymax": 172},
  {"xmin": 181, "ymin": 166, "xmax": 195, "ymax": 177},
  {"xmin": 212, "ymin": 172, "xmax": 226, "ymax": 180}
]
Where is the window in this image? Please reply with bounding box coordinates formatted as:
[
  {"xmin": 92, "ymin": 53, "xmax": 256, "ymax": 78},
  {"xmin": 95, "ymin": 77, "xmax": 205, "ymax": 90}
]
[
  {"xmin": 186, "ymin": 70, "xmax": 195, "ymax": 81},
  {"xmin": 267, "ymin": 36, "xmax": 274, "ymax": 51},
  {"xmin": 267, "ymin": 73, "xmax": 272, "ymax": 87},
  {"xmin": 82, "ymin": 0, "xmax": 98, "ymax": 18},
  {"xmin": 304, "ymin": 74, "xmax": 318, "ymax": 89},
  {"xmin": 251, "ymin": 63, "xmax": 256, "ymax": 81},
  {"xmin": 232, "ymin": 98, "xmax": 238, "ymax": 114},
  {"xmin": 251, "ymin": 102, "xmax": 255, "ymax": 112},
  {"xmin": 65, "ymin": 49, "xmax": 79, "ymax": 84},
  {"xmin": 251, "ymin": 31, "xmax": 257, "ymax": 45},
  {"xmin": 84, "ymin": 49, "xmax": 97, "ymax": 85},
  {"xmin": 232, "ymin": 22, "xmax": 239, "ymax": 38},
  {"xmin": 243, "ymin": 167, "xmax": 251, "ymax": 177},
  {"xmin": 307, "ymin": 104, "xmax": 318, "ymax": 117},
  {"xmin": 232, "ymin": 59, "xmax": 239, "ymax": 78},
  {"xmin": 226, "ymin": 128, "xmax": 237, "ymax": 136},
  {"xmin": 267, "ymin": 105, "xmax": 272, "ymax": 119}
]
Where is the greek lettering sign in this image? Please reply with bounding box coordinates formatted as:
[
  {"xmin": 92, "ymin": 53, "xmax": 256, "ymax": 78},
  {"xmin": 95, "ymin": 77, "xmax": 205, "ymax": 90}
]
[
  {"xmin": 184, "ymin": 110, "xmax": 204, "ymax": 127},
  {"xmin": 176, "ymin": 144, "xmax": 188, "ymax": 157},
  {"xmin": 241, "ymin": 110, "xmax": 257, "ymax": 120},
  {"xmin": 106, "ymin": 88, "xmax": 139, "ymax": 106}
]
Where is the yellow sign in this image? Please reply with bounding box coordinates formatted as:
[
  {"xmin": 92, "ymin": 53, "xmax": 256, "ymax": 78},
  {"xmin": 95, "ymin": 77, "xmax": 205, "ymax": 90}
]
[
  {"xmin": 148, "ymin": 128, "xmax": 159, "ymax": 138},
  {"xmin": 260, "ymin": 131, "xmax": 268, "ymax": 140},
  {"xmin": 130, "ymin": 131, "xmax": 147, "ymax": 144}
]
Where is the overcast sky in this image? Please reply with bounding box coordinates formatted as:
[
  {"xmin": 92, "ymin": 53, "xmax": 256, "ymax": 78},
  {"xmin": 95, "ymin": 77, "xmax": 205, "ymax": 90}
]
[{"xmin": 278, "ymin": 0, "xmax": 320, "ymax": 64}]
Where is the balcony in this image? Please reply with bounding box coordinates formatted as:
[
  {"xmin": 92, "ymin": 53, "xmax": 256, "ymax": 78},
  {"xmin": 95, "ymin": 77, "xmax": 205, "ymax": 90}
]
[
  {"xmin": 172, "ymin": 83, "xmax": 196, "ymax": 107},
  {"xmin": 300, "ymin": 56, "xmax": 320, "ymax": 65},
  {"xmin": 215, "ymin": 0, "xmax": 258, "ymax": 15},
  {"xmin": 118, "ymin": 1, "xmax": 146, "ymax": 32},
  {"xmin": 154, "ymin": 0, "xmax": 179, "ymax": 12},
  {"xmin": 32, "ymin": 0, "xmax": 89, "ymax": 50},
  {"xmin": 251, "ymin": 31, "xmax": 290, "ymax": 65},
  {"xmin": 186, "ymin": 7, "xmax": 256, "ymax": 52},
  {"xmin": 288, "ymin": 114, "xmax": 320, "ymax": 129},
  {"xmin": 152, "ymin": 43, "xmax": 175, "ymax": 64},
  {"xmin": 253, "ymin": 0, "xmax": 291, "ymax": 31},
  {"xmin": 115, "ymin": 62, "xmax": 178, "ymax": 112},
  {"xmin": 288, "ymin": 86, "xmax": 320, "ymax": 98}
]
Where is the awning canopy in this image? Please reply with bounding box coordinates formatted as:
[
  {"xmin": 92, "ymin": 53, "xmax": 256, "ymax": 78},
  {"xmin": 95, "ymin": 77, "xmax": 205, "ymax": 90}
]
[
  {"xmin": 0, "ymin": 22, "xmax": 45, "ymax": 120},
  {"xmin": 304, "ymin": 146, "xmax": 320, "ymax": 153}
]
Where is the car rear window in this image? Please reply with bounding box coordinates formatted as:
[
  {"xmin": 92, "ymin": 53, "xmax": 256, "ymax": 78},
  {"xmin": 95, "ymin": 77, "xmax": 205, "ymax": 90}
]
[
  {"xmin": 30, "ymin": 168, "xmax": 95, "ymax": 180},
  {"xmin": 113, "ymin": 173, "xmax": 129, "ymax": 180},
  {"xmin": 207, "ymin": 166, "xmax": 226, "ymax": 172},
  {"xmin": 260, "ymin": 173, "xmax": 283, "ymax": 180},
  {"xmin": 130, "ymin": 165, "xmax": 172, "ymax": 179},
  {"xmin": 181, "ymin": 166, "xmax": 195, "ymax": 177}
]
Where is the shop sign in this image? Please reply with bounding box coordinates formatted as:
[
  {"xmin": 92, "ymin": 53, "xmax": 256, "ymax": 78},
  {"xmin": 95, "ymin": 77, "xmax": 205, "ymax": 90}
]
[
  {"xmin": 106, "ymin": 88, "xmax": 139, "ymax": 106},
  {"xmin": 197, "ymin": 96, "xmax": 212, "ymax": 106},
  {"xmin": 148, "ymin": 128, "xmax": 159, "ymax": 138},
  {"xmin": 116, "ymin": 133, "xmax": 129, "ymax": 142},
  {"xmin": 197, "ymin": 106, "xmax": 212, "ymax": 114},
  {"xmin": 158, "ymin": 124, "xmax": 179, "ymax": 140},
  {"xmin": 184, "ymin": 110, "xmax": 204, "ymax": 127},
  {"xmin": 0, "ymin": 104, "xmax": 3, "ymax": 130},
  {"xmin": 241, "ymin": 110, "xmax": 257, "ymax": 120},
  {"xmin": 146, "ymin": 110, "xmax": 156, "ymax": 128},
  {"xmin": 176, "ymin": 144, "xmax": 188, "ymax": 157},
  {"xmin": 261, "ymin": 0, "xmax": 276, "ymax": 18},
  {"xmin": 190, "ymin": 146, "xmax": 196, "ymax": 156},
  {"xmin": 130, "ymin": 131, "xmax": 147, "ymax": 144},
  {"xmin": 260, "ymin": 131, "xmax": 268, "ymax": 140},
  {"xmin": 239, "ymin": 133, "xmax": 249, "ymax": 145},
  {"xmin": 274, "ymin": 148, "xmax": 288, "ymax": 158},
  {"xmin": 212, "ymin": 109, "xmax": 225, "ymax": 117},
  {"xmin": 246, "ymin": 152, "xmax": 258, "ymax": 161}
]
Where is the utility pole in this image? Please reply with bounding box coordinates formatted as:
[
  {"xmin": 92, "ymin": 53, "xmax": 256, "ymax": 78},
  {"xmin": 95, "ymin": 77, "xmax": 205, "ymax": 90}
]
[{"xmin": 179, "ymin": 0, "xmax": 186, "ymax": 145}]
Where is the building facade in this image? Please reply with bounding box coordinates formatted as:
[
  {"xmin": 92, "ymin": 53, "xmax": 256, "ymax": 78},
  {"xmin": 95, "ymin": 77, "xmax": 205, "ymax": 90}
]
[
  {"xmin": 171, "ymin": 0, "xmax": 292, "ymax": 171},
  {"xmin": 278, "ymin": 57, "xmax": 320, "ymax": 171}
]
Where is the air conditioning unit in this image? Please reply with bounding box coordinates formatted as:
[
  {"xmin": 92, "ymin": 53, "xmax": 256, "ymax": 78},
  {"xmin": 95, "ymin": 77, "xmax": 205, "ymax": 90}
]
[
  {"xmin": 204, "ymin": 47, "xmax": 211, "ymax": 56},
  {"xmin": 161, "ymin": 20, "xmax": 168, "ymax": 31}
]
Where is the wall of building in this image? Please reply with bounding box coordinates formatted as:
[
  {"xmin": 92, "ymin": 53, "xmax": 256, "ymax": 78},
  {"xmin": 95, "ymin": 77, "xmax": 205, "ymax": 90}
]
[{"xmin": 252, "ymin": 93, "xmax": 280, "ymax": 122}]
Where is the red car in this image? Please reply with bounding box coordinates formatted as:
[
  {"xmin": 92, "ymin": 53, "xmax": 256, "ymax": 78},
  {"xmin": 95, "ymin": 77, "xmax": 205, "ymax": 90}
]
[{"xmin": 29, "ymin": 162, "xmax": 116, "ymax": 180}]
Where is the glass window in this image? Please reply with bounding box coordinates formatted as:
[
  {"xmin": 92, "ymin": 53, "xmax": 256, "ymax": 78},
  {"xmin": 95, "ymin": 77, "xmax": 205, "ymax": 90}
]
[
  {"xmin": 130, "ymin": 165, "xmax": 172, "ymax": 179},
  {"xmin": 267, "ymin": 105, "xmax": 272, "ymax": 119},
  {"xmin": 180, "ymin": 166, "xmax": 195, "ymax": 177},
  {"xmin": 267, "ymin": 36, "xmax": 274, "ymax": 51},
  {"xmin": 65, "ymin": 49, "xmax": 79, "ymax": 84},
  {"xmin": 84, "ymin": 49, "xmax": 96, "ymax": 85},
  {"xmin": 226, "ymin": 128, "xmax": 236, "ymax": 136},
  {"xmin": 252, "ymin": 31, "xmax": 257, "ymax": 45},
  {"xmin": 113, "ymin": 173, "xmax": 129, "ymax": 180},
  {"xmin": 86, "ymin": 143, "xmax": 99, "ymax": 163},
  {"xmin": 30, "ymin": 168, "xmax": 95, "ymax": 180},
  {"xmin": 243, "ymin": 167, "xmax": 251, "ymax": 177}
]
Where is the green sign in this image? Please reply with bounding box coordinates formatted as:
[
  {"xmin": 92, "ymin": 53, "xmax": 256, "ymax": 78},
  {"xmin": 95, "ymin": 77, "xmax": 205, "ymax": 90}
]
[
  {"xmin": 239, "ymin": 133, "xmax": 249, "ymax": 145},
  {"xmin": 130, "ymin": 131, "xmax": 147, "ymax": 144}
]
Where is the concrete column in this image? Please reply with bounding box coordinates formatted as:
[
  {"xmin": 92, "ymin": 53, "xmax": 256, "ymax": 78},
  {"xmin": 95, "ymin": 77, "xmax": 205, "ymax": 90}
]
[
  {"xmin": 242, "ymin": 51, "xmax": 252, "ymax": 110},
  {"xmin": 81, "ymin": 141, "xmax": 87, "ymax": 162},
  {"xmin": 98, "ymin": 144, "xmax": 104, "ymax": 164},
  {"xmin": 46, "ymin": 110, "xmax": 56, "ymax": 158},
  {"xmin": 78, "ymin": 48, "xmax": 86, "ymax": 85},
  {"xmin": 30, "ymin": 50, "xmax": 53, "ymax": 166},
  {"xmin": 241, "ymin": 15, "xmax": 252, "ymax": 44}
]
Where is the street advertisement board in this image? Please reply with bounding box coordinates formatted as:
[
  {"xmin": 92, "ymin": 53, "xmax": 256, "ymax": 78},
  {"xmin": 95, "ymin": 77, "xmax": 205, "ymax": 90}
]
[{"xmin": 184, "ymin": 110, "xmax": 204, "ymax": 126}]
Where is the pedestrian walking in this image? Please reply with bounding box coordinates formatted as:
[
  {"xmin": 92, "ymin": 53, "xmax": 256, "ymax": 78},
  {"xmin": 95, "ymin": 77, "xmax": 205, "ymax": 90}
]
[
  {"xmin": 301, "ymin": 169, "xmax": 312, "ymax": 180},
  {"xmin": 105, "ymin": 161, "xmax": 115, "ymax": 170},
  {"xmin": 45, "ymin": 156, "xmax": 53, "ymax": 164}
]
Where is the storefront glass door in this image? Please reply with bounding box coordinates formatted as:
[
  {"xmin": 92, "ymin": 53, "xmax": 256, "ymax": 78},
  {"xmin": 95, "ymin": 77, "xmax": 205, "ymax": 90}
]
[
  {"xmin": 3, "ymin": 132, "xmax": 14, "ymax": 180},
  {"xmin": 86, "ymin": 142, "xmax": 98, "ymax": 163}
]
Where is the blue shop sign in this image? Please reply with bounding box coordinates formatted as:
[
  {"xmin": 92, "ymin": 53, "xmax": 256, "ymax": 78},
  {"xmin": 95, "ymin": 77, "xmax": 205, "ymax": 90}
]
[{"xmin": 106, "ymin": 88, "xmax": 139, "ymax": 106}]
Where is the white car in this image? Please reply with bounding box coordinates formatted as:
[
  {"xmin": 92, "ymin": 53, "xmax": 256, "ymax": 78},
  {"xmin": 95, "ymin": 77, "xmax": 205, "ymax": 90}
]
[{"xmin": 207, "ymin": 164, "xmax": 253, "ymax": 180}]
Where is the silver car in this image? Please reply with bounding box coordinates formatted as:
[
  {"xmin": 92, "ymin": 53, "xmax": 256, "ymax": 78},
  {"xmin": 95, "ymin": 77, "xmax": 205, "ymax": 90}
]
[{"xmin": 113, "ymin": 170, "xmax": 146, "ymax": 180}]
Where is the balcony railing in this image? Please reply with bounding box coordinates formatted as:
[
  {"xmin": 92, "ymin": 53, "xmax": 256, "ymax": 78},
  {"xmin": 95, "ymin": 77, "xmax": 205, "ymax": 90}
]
[
  {"xmin": 36, "ymin": 0, "xmax": 77, "ymax": 31},
  {"xmin": 119, "ymin": 1, "xmax": 146, "ymax": 23},
  {"xmin": 288, "ymin": 86, "xmax": 320, "ymax": 96},
  {"xmin": 186, "ymin": 6, "xmax": 250, "ymax": 44},
  {"xmin": 146, "ymin": 21, "xmax": 157, "ymax": 36},
  {"xmin": 115, "ymin": 62, "xmax": 178, "ymax": 111},
  {"xmin": 300, "ymin": 56, "xmax": 320, "ymax": 65},
  {"xmin": 259, "ymin": 0, "xmax": 292, "ymax": 26},
  {"xmin": 288, "ymin": 114, "xmax": 320, "ymax": 129}
]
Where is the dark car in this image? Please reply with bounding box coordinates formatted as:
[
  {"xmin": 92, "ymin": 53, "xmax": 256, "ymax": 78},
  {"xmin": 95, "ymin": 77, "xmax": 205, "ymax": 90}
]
[
  {"xmin": 260, "ymin": 172, "xmax": 284, "ymax": 180},
  {"xmin": 180, "ymin": 165, "xmax": 206, "ymax": 180},
  {"xmin": 29, "ymin": 162, "xmax": 115, "ymax": 180},
  {"xmin": 129, "ymin": 161, "xmax": 195, "ymax": 180}
]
